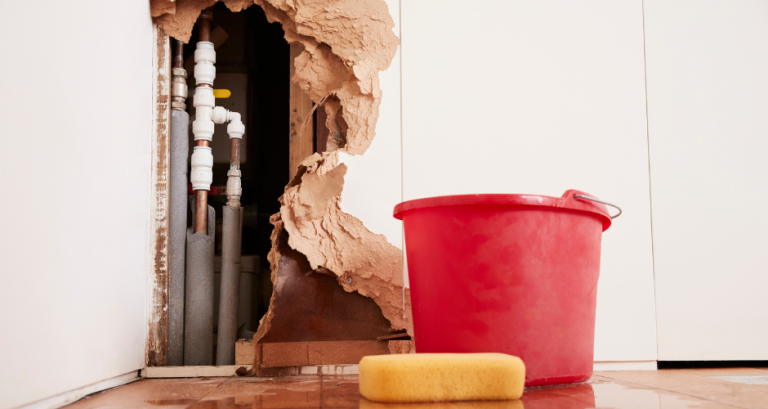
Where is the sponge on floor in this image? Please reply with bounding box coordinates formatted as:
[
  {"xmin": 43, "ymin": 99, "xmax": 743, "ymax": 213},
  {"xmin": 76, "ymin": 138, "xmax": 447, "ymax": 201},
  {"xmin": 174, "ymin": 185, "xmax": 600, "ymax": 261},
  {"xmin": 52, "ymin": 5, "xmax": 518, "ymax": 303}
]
[
  {"xmin": 359, "ymin": 398, "xmax": 524, "ymax": 409},
  {"xmin": 359, "ymin": 353, "xmax": 525, "ymax": 403}
]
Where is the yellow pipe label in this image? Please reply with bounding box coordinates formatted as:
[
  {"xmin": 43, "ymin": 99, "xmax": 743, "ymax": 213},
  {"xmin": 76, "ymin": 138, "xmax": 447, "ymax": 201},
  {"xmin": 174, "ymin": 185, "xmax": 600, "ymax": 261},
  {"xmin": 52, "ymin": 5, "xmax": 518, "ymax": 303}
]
[{"xmin": 213, "ymin": 89, "xmax": 231, "ymax": 99}]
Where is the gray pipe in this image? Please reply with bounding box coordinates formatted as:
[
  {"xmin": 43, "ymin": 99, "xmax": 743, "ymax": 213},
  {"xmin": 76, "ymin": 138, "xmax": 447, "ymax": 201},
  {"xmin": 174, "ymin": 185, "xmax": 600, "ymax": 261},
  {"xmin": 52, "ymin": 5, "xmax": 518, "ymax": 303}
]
[
  {"xmin": 216, "ymin": 205, "xmax": 243, "ymax": 365},
  {"xmin": 168, "ymin": 109, "xmax": 189, "ymax": 367},
  {"xmin": 184, "ymin": 205, "xmax": 216, "ymax": 366}
]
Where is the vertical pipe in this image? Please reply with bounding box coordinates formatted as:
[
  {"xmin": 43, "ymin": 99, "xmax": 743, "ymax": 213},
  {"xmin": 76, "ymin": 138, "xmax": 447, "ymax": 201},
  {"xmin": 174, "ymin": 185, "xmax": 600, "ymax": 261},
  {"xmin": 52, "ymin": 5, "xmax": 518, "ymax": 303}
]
[
  {"xmin": 216, "ymin": 206, "xmax": 242, "ymax": 365},
  {"xmin": 168, "ymin": 40, "xmax": 190, "ymax": 367},
  {"xmin": 193, "ymin": 9, "xmax": 213, "ymax": 234},
  {"xmin": 194, "ymin": 190, "xmax": 208, "ymax": 234},
  {"xmin": 199, "ymin": 10, "xmax": 211, "ymax": 42},
  {"xmin": 184, "ymin": 7, "xmax": 217, "ymax": 366},
  {"xmin": 173, "ymin": 40, "xmax": 184, "ymax": 69},
  {"xmin": 216, "ymin": 113, "xmax": 244, "ymax": 365},
  {"xmin": 230, "ymin": 139, "xmax": 240, "ymax": 171},
  {"xmin": 184, "ymin": 205, "xmax": 216, "ymax": 365}
]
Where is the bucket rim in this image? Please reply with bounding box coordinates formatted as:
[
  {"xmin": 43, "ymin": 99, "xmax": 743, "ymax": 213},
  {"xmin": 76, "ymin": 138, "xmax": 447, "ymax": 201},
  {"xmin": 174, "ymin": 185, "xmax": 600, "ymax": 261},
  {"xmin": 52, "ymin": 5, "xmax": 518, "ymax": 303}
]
[{"xmin": 393, "ymin": 189, "xmax": 612, "ymax": 231}]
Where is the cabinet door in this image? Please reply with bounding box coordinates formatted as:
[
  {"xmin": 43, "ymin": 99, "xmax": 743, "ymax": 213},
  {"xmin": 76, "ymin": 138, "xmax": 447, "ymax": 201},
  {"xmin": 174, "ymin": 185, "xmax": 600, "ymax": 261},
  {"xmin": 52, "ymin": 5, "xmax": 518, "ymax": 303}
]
[
  {"xmin": 401, "ymin": 0, "xmax": 657, "ymax": 362},
  {"xmin": 645, "ymin": 0, "xmax": 768, "ymax": 360}
]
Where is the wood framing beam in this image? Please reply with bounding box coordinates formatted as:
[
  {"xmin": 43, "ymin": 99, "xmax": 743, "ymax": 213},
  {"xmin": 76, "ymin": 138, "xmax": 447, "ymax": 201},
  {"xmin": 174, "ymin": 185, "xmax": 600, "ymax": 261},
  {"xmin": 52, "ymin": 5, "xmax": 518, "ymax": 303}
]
[
  {"xmin": 289, "ymin": 43, "xmax": 315, "ymax": 179},
  {"xmin": 236, "ymin": 339, "xmax": 255, "ymax": 365},
  {"xmin": 260, "ymin": 341, "xmax": 390, "ymax": 368},
  {"xmin": 237, "ymin": 339, "xmax": 413, "ymax": 366},
  {"xmin": 316, "ymin": 101, "xmax": 329, "ymax": 154},
  {"xmin": 147, "ymin": 24, "xmax": 171, "ymax": 367}
]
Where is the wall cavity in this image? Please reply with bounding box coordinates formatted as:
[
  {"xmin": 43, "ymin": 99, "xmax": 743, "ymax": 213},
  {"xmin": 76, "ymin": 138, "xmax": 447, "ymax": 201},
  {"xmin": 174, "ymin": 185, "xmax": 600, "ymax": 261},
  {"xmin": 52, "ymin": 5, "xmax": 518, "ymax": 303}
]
[{"xmin": 151, "ymin": 0, "xmax": 412, "ymax": 359}]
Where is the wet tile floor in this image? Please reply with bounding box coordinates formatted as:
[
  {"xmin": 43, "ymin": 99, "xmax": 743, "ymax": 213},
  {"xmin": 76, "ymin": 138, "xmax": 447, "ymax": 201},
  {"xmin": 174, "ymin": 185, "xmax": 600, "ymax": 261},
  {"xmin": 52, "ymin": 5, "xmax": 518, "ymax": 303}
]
[{"xmin": 65, "ymin": 368, "xmax": 768, "ymax": 409}]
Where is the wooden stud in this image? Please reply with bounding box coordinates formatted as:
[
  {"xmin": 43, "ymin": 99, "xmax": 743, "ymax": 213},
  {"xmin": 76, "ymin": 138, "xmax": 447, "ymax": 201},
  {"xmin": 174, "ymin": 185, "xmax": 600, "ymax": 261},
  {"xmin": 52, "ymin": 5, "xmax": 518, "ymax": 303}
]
[
  {"xmin": 289, "ymin": 43, "xmax": 315, "ymax": 179},
  {"xmin": 260, "ymin": 341, "xmax": 390, "ymax": 368},
  {"xmin": 235, "ymin": 339, "xmax": 256, "ymax": 365},
  {"xmin": 316, "ymin": 101, "xmax": 329, "ymax": 154},
  {"xmin": 148, "ymin": 24, "xmax": 171, "ymax": 367}
]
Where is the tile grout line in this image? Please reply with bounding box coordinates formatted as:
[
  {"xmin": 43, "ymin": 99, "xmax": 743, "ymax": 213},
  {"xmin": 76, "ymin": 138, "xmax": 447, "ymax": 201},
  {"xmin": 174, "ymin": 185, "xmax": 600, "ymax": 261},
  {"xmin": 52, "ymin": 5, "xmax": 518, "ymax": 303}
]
[
  {"xmin": 186, "ymin": 378, "xmax": 233, "ymax": 407},
  {"xmin": 594, "ymin": 374, "xmax": 753, "ymax": 409}
]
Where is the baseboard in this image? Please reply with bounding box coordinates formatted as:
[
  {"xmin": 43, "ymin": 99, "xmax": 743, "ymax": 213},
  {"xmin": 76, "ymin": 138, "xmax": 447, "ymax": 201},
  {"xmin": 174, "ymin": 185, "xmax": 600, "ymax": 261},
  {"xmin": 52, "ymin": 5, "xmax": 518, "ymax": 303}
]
[
  {"xmin": 141, "ymin": 365, "xmax": 252, "ymax": 378},
  {"xmin": 15, "ymin": 371, "xmax": 139, "ymax": 409},
  {"xmin": 594, "ymin": 360, "xmax": 658, "ymax": 371},
  {"xmin": 658, "ymin": 360, "xmax": 768, "ymax": 369}
]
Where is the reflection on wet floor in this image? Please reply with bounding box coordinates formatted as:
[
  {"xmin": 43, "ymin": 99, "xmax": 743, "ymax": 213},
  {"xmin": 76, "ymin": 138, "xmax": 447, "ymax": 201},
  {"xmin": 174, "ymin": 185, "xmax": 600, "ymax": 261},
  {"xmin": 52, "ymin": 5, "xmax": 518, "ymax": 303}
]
[{"xmin": 67, "ymin": 369, "xmax": 768, "ymax": 409}]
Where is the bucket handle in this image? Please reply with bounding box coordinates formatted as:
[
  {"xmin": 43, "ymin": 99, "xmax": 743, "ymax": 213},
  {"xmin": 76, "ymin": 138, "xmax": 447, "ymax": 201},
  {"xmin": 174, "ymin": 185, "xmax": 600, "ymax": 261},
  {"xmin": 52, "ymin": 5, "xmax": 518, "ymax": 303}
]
[{"xmin": 573, "ymin": 194, "xmax": 622, "ymax": 220}]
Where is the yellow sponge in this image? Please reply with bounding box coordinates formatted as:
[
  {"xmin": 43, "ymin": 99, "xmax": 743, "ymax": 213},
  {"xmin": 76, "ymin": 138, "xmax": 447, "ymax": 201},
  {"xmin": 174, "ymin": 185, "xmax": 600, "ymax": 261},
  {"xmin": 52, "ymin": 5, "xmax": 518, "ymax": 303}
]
[
  {"xmin": 359, "ymin": 353, "xmax": 525, "ymax": 403},
  {"xmin": 359, "ymin": 398, "xmax": 524, "ymax": 409}
]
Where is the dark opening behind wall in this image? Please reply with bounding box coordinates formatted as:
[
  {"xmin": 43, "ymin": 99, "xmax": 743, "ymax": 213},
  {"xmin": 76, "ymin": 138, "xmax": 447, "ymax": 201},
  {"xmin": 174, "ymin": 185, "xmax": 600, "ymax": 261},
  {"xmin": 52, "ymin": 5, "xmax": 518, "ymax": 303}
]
[{"xmin": 183, "ymin": 3, "xmax": 290, "ymax": 326}]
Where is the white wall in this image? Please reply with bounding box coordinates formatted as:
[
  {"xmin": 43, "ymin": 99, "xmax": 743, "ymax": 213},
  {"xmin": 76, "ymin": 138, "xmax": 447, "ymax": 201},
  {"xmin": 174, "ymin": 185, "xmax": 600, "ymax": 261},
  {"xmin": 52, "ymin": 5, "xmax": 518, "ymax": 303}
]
[
  {"xmin": 645, "ymin": 0, "xmax": 768, "ymax": 361},
  {"xmin": 339, "ymin": 0, "xmax": 403, "ymax": 250},
  {"xmin": 0, "ymin": 2, "xmax": 153, "ymax": 408},
  {"xmin": 400, "ymin": 1, "xmax": 657, "ymax": 362}
]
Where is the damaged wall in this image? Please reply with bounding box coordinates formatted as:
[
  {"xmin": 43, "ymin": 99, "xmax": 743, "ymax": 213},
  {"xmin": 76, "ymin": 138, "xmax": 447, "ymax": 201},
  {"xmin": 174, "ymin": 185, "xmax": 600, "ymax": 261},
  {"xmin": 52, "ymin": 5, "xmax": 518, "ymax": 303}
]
[{"xmin": 151, "ymin": 0, "xmax": 411, "ymax": 350}]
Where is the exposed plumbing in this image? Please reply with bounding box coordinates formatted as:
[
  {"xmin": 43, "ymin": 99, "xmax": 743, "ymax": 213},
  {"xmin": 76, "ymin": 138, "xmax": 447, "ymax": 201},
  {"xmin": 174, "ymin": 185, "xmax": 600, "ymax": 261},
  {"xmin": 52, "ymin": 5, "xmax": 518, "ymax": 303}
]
[
  {"xmin": 185, "ymin": 7, "xmax": 246, "ymax": 366},
  {"xmin": 168, "ymin": 38, "xmax": 190, "ymax": 366},
  {"xmin": 191, "ymin": 10, "xmax": 214, "ymax": 234},
  {"xmin": 190, "ymin": 11, "xmax": 245, "ymax": 230},
  {"xmin": 214, "ymin": 87, "xmax": 244, "ymax": 366}
]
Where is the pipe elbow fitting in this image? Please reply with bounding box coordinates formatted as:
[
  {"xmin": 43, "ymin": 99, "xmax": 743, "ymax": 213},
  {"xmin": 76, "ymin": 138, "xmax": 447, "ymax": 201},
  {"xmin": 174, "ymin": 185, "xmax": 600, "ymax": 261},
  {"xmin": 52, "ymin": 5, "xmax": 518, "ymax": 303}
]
[
  {"xmin": 227, "ymin": 119, "xmax": 245, "ymax": 139},
  {"xmin": 227, "ymin": 112, "xmax": 241, "ymax": 122},
  {"xmin": 225, "ymin": 111, "xmax": 245, "ymax": 139}
]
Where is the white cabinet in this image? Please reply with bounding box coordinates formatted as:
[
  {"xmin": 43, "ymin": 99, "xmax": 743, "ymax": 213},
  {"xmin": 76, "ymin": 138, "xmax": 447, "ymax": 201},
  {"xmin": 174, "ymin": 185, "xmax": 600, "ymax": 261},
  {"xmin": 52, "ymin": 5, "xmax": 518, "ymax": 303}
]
[
  {"xmin": 400, "ymin": 1, "xmax": 657, "ymax": 363},
  {"xmin": 645, "ymin": 0, "xmax": 768, "ymax": 360}
]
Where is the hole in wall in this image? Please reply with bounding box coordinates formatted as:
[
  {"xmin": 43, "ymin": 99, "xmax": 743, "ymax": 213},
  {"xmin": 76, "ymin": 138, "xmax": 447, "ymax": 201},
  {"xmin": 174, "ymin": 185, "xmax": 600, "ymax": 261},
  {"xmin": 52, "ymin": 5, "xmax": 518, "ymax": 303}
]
[
  {"xmin": 153, "ymin": 0, "xmax": 409, "ymax": 370},
  {"xmin": 180, "ymin": 3, "xmax": 293, "ymax": 360}
]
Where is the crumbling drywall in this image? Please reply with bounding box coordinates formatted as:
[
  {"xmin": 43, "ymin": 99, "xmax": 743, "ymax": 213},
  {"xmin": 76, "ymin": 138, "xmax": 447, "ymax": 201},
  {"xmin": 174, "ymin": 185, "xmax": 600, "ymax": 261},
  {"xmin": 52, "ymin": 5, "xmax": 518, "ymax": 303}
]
[
  {"xmin": 280, "ymin": 152, "xmax": 411, "ymax": 334},
  {"xmin": 151, "ymin": 0, "xmax": 412, "ymax": 352}
]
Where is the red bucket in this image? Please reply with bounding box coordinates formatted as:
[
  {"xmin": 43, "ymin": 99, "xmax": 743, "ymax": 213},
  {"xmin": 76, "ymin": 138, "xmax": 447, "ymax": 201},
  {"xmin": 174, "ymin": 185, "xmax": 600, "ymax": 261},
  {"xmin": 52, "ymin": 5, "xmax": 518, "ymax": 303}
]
[{"xmin": 394, "ymin": 190, "xmax": 618, "ymax": 387}]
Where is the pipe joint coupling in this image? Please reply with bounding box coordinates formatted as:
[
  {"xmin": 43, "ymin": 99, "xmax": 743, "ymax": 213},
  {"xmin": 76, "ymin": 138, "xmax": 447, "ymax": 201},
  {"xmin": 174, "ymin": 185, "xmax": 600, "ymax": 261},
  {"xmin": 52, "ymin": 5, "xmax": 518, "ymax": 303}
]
[
  {"xmin": 226, "ymin": 170, "xmax": 242, "ymax": 205},
  {"xmin": 193, "ymin": 87, "xmax": 215, "ymax": 108},
  {"xmin": 192, "ymin": 119, "xmax": 214, "ymax": 141},
  {"xmin": 194, "ymin": 42, "xmax": 216, "ymax": 64},
  {"xmin": 194, "ymin": 42, "xmax": 216, "ymax": 85},
  {"xmin": 194, "ymin": 64, "xmax": 216, "ymax": 85},
  {"xmin": 212, "ymin": 106, "xmax": 230, "ymax": 124},
  {"xmin": 190, "ymin": 146, "xmax": 214, "ymax": 191},
  {"xmin": 171, "ymin": 68, "xmax": 188, "ymax": 111}
]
